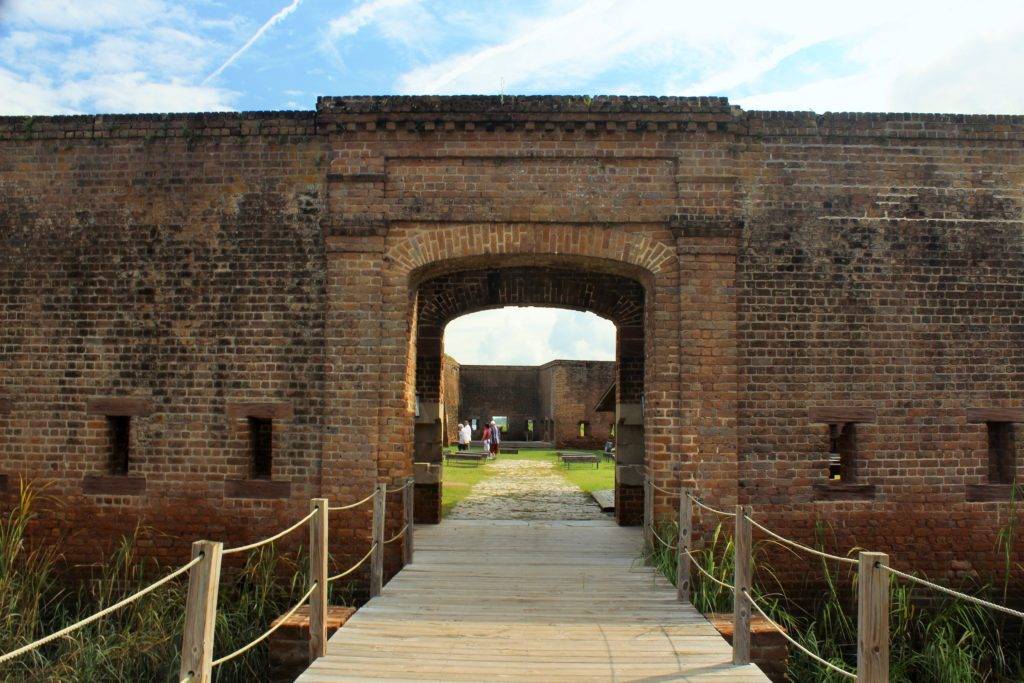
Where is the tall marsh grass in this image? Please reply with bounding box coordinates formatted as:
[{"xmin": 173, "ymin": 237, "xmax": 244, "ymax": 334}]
[
  {"xmin": 0, "ymin": 482, "xmax": 316, "ymax": 682},
  {"xmin": 647, "ymin": 516, "xmax": 1024, "ymax": 682}
]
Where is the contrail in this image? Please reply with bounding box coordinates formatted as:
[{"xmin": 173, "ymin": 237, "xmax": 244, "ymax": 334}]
[{"xmin": 203, "ymin": 0, "xmax": 302, "ymax": 85}]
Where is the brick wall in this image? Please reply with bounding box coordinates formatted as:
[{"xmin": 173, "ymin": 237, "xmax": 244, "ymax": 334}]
[
  {"xmin": 458, "ymin": 365, "xmax": 540, "ymax": 441},
  {"xmin": 537, "ymin": 361, "xmax": 615, "ymax": 447},
  {"xmin": 0, "ymin": 97, "xmax": 1022, "ymax": 591}
]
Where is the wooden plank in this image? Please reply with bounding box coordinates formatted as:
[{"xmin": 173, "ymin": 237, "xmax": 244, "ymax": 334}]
[
  {"xmin": 857, "ymin": 551, "xmax": 889, "ymax": 682},
  {"xmin": 296, "ymin": 519, "xmax": 768, "ymax": 683},
  {"xmin": 732, "ymin": 505, "xmax": 752, "ymax": 665},
  {"xmin": 309, "ymin": 498, "xmax": 328, "ymax": 660},
  {"xmin": 179, "ymin": 540, "xmax": 222, "ymax": 683}
]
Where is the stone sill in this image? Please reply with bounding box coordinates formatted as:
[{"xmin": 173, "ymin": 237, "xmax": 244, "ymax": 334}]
[
  {"xmin": 225, "ymin": 478, "xmax": 291, "ymax": 499},
  {"xmin": 812, "ymin": 482, "xmax": 876, "ymax": 502},
  {"xmin": 82, "ymin": 474, "xmax": 146, "ymax": 496},
  {"xmin": 965, "ymin": 484, "xmax": 1024, "ymax": 502}
]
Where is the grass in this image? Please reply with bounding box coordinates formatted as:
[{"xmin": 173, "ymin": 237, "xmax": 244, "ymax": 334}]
[
  {"xmin": 0, "ymin": 481, "xmax": 340, "ymax": 682},
  {"xmin": 440, "ymin": 448, "xmax": 614, "ymax": 517}
]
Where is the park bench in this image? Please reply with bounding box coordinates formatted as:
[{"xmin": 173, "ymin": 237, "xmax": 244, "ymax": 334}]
[
  {"xmin": 445, "ymin": 451, "xmax": 487, "ymax": 466},
  {"xmin": 557, "ymin": 451, "xmax": 600, "ymax": 468}
]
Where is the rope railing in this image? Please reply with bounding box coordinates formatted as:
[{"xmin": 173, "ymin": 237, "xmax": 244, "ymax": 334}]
[
  {"xmin": 211, "ymin": 583, "xmax": 318, "ymax": 668},
  {"xmin": 650, "ymin": 525, "xmax": 677, "ymax": 550},
  {"xmin": 649, "ymin": 480, "xmax": 680, "ymax": 497},
  {"xmin": 744, "ymin": 588, "xmax": 857, "ymax": 680},
  {"xmin": 328, "ymin": 489, "xmax": 377, "ymax": 512},
  {"xmin": 383, "ymin": 524, "xmax": 409, "ymax": 545},
  {"xmin": 0, "ymin": 554, "xmax": 204, "ymax": 665},
  {"xmin": 881, "ymin": 564, "xmax": 1024, "ymax": 620},
  {"xmin": 386, "ymin": 480, "xmax": 414, "ymax": 494},
  {"xmin": 745, "ymin": 514, "xmax": 857, "ymax": 566},
  {"xmin": 222, "ymin": 509, "xmax": 318, "ymax": 556},
  {"xmin": 686, "ymin": 491, "xmax": 736, "ymax": 518},
  {"xmin": 328, "ymin": 545, "xmax": 376, "ymax": 583},
  {"xmin": 683, "ymin": 548, "xmax": 733, "ymax": 591}
]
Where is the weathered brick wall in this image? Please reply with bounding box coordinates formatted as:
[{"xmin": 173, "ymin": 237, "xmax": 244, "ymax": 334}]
[
  {"xmin": 538, "ymin": 361, "xmax": 615, "ymax": 447},
  {"xmin": 458, "ymin": 365, "xmax": 540, "ymax": 441},
  {"xmin": 0, "ymin": 97, "xmax": 1021, "ymax": 591},
  {"xmin": 440, "ymin": 354, "xmax": 460, "ymax": 444}
]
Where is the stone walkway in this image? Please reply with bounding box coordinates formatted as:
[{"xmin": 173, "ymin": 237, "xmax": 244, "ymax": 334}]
[{"xmin": 448, "ymin": 459, "xmax": 608, "ymax": 520}]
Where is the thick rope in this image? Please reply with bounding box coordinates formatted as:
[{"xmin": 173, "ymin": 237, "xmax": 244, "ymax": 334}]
[
  {"xmin": 0, "ymin": 554, "xmax": 203, "ymax": 664},
  {"xmin": 649, "ymin": 526, "xmax": 677, "ymax": 550},
  {"xmin": 383, "ymin": 525, "xmax": 408, "ymax": 545},
  {"xmin": 685, "ymin": 492, "xmax": 736, "ymax": 518},
  {"xmin": 328, "ymin": 490, "xmax": 377, "ymax": 512},
  {"xmin": 211, "ymin": 583, "xmax": 317, "ymax": 667},
  {"xmin": 745, "ymin": 514, "xmax": 856, "ymax": 566},
  {"xmin": 881, "ymin": 564, "xmax": 1024, "ymax": 620},
  {"xmin": 222, "ymin": 509, "xmax": 318, "ymax": 556},
  {"xmin": 744, "ymin": 588, "xmax": 857, "ymax": 680},
  {"xmin": 683, "ymin": 548, "xmax": 734, "ymax": 591},
  {"xmin": 648, "ymin": 481, "xmax": 680, "ymax": 497},
  {"xmin": 385, "ymin": 480, "xmax": 413, "ymax": 494},
  {"xmin": 328, "ymin": 545, "xmax": 376, "ymax": 583}
]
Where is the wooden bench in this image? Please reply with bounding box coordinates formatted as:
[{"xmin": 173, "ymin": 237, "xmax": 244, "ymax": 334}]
[
  {"xmin": 557, "ymin": 452, "xmax": 600, "ymax": 468},
  {"xmin": 445, "ymin": 452, "xmax": 488, "ymax": 466}
]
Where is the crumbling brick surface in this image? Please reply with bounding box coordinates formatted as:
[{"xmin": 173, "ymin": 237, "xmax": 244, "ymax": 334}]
[{"xmin": 0, "ymin": 96, "xmax": 1021, "ymax": 588}]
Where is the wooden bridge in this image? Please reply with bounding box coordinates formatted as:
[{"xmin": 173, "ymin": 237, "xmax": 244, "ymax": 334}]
[{"xmin": 297, "ymin": 518, "xmax": 768, "ymax": 682}]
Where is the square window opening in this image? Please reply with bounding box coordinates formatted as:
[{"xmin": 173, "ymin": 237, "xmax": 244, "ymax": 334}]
[
  {"xmin": 987, "ymin": 422, "xmax": 1016, "ymax": 484},
  {"xmin": 250, "ymin": 417, "xmax": 273, "ymax": 480},
  {"xmin": 827, "ymin": 422, "xmax": 855, "ymax": 482},
  {"xmin": 578, "ymin": 421, "xmax": 590, "ymax": 438},
  {"xmin": 108, "ymin": 415, "xmax": 131, "ymax": 475}
]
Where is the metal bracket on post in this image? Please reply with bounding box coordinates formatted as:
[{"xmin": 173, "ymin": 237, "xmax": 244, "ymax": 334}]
[
  {"xmin": 403, "ymin": 476, "xmax": 414, "ymax": 565},
  {"xmin": 677, "ymin": 489, "xmax": 692, "ymax": 602},
  {"xmin": 732, "ymin": 505, "xmax": 752, "ymax": 666},
  {"xmin": 179, "ymin": 540, "xmax": 223, "ymax": 683},
  {"xmin": 309, "ymin": 498, "xmax": 328, "ymax": 661},
  {"xmin": 857, "ymin": 551, "xmax": 890, "ymax": 683},
  {"xmin": 370, "ymin": 483, "xmax": 386, "ymax": 597}
]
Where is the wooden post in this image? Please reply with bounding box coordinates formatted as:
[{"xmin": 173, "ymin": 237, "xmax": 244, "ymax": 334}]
[
  {"xmin": 857, "ymin": 551, "xmax": 890, "ymax": 683},
  {"xmin": 677, "ymin": 489, "xmax": 692, "ymax": 602},
  {"xmin": 179, "ymin": 540, "xmax": 222, "ymax": 683},
  {"xmin": 403, "ymin": 476, "xmax": 414, "ymax": 565},
  {"xmin": 732, "ymin": 505, "xmax": 752, "ymax": 666},
  {"xmin": 309, "ymin": 498, "xmax": 328, "ymax": 661},
  {"xmin": 370, "ymin": 482, "xmax": 386, "ymax": 597},
  {"xmin": 643, "ymin": 474, "xmax": 653, "ymax": 552}
]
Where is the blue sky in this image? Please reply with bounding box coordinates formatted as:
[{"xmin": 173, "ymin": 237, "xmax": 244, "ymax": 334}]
[{"xmin": 2, "ymin": 0, "xmax": 1022, "ymax": 363}]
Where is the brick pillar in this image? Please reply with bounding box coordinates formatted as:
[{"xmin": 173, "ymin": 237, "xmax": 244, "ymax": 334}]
[{"xmin": 615, "ymin": 322, "xmax": 646, "ymax": 525}]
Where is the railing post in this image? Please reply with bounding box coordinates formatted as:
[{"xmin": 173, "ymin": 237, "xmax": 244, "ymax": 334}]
[
  {"xmin": 309, "ymin": 498, "xmax": 328, "ymax": 661},
  {"xmin": 643, "ymin": 473, "xmax": 653, "ymax": 552},
  {"xmin": 179, "ymin": 540, "xmax": 222, "ymax": 683},
  {"xmin": 677, "ymin": 489, "xmax": 692, "ymax": 602},
  {"xmin": 857, "ymin": 551, "xmax": 890, "ymax": 683},
  {"xmin": 732, "ymin": 505, "xmax": 752, "ymax": 666},
  {"xmin": 370, "ymin": 482, "xmax": 386, "ymax": 597},
  {"xmin": 403, "ymin": 476, "xmax": 414, "ymax": 565}
]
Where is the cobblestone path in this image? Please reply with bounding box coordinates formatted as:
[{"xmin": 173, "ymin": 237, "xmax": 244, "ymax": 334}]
[{"xmin": 448, "ymin": 458, "xmax": 607, "ymax": 520}]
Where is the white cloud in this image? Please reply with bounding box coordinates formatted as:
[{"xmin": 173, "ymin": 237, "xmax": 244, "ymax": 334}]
[
  {"xmin": 327, "ymin": 0, "xmax": 418, "ymax": 39},
  {"xmin": 444, "ymin": 307, "xmax": 614, "ymax": 365},
  {"xmin": 0, "ymin": 0, "xmax": 171, "ymax": 32}
]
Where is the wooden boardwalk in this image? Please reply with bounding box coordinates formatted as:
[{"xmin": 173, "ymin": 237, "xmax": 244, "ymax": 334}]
[{"xmin": 297, "ymin": 519, "xmax": 769, "ymax": 682}]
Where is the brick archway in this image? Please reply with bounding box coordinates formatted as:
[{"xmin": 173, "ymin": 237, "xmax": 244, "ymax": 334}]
[{"xmin": 359, "ymin": 222, "xmax": 682, "ymax": 526}]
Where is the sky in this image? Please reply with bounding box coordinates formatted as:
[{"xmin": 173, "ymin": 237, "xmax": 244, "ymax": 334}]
[{"xmin": 1, "ymin": 0, "xmax": 1021, "ymax": 363}]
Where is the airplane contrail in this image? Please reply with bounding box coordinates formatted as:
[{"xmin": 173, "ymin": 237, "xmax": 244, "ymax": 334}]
[{"xmin": 202, "ymin": 0, "xmax": 302, "ymax": 85}]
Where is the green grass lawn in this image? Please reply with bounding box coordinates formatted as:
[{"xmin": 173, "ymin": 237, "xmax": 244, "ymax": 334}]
[{"xmin": 440, "ymin": 448, "xmax": 615, "ymax": 517}]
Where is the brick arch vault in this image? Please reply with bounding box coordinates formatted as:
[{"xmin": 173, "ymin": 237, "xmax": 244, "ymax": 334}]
[{"xmin": 322, "ymin": 221, "xmax": 742, "ymax": 531}]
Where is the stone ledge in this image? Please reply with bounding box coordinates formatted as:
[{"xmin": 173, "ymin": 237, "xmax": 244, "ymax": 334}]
[
  {"xmin": 86, "ymin": 397, "xmax": 153, "ymax": 416},
  {"xmin": 965, "ymin": 407, "xmax": 1024, "ymax": 423},
  {"xmin": 225, "ymin": 402, "xmax": 294, "ymax": 420},
  {"xmin": 812, "ymin": 482, "xmax": 876, "ymax": 501},
  {"xmin": 808, "ymin": 406, "xmax": 876, "ymax": 423},
  {"xmin": 965, "ymin": 483, "xmax": 1024, "ymax": 502},
  {"xmin": 82, "ymin": 475, "xmax": 146, "ymax": 496},
  {"xmin": 224, "ymin": 479, "xmax": 292, "ymax": 499},
  {"xmin": 269, "ymin": 605, "xmax": 356, "ymax": 682},
  {"xmin": 707, "ymin": 613, "xmax": 788, "ymax": 681}
]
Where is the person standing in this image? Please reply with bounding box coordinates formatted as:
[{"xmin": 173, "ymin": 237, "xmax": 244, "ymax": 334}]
[
  {"xmin": 489, "ymin": 420, "xmax": 501, "ymax": 457},
  {"xmin": 456, "ymin": 422, "xmax": 466, "ymax": 451},
  {"xmin": 481, "ymin": 422, "xmax": 492, "ymax": 455},
  {"xmin": 461, "ymin": 421, "xmax": 472, "ymax": 451}
]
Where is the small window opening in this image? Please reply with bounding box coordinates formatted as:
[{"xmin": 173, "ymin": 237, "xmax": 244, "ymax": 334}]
[
  {"xmin": 250, "ymin": 417, "xmax": 273, "ymax": 479},
  {"xmin": 578, "ymin": 421, "xmax": 590, "ymax": 438},
  {"xmin": 827, "ymin": 422, "xmax": 855, "ymax": 481},
  {"xmin": 987, "ymin": 422, "xmax": 1016, "ymax": 484},
  {"xmin": 610, "ymin": 422, "xmax": 615, "ymax": 437},
  {"xmin": 471, "ymin": 418, "xmax": 478, "ymax": 431},
  {"xmin": 108, "ymin": 416, "xmax": 131, "ymax": 475}
]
